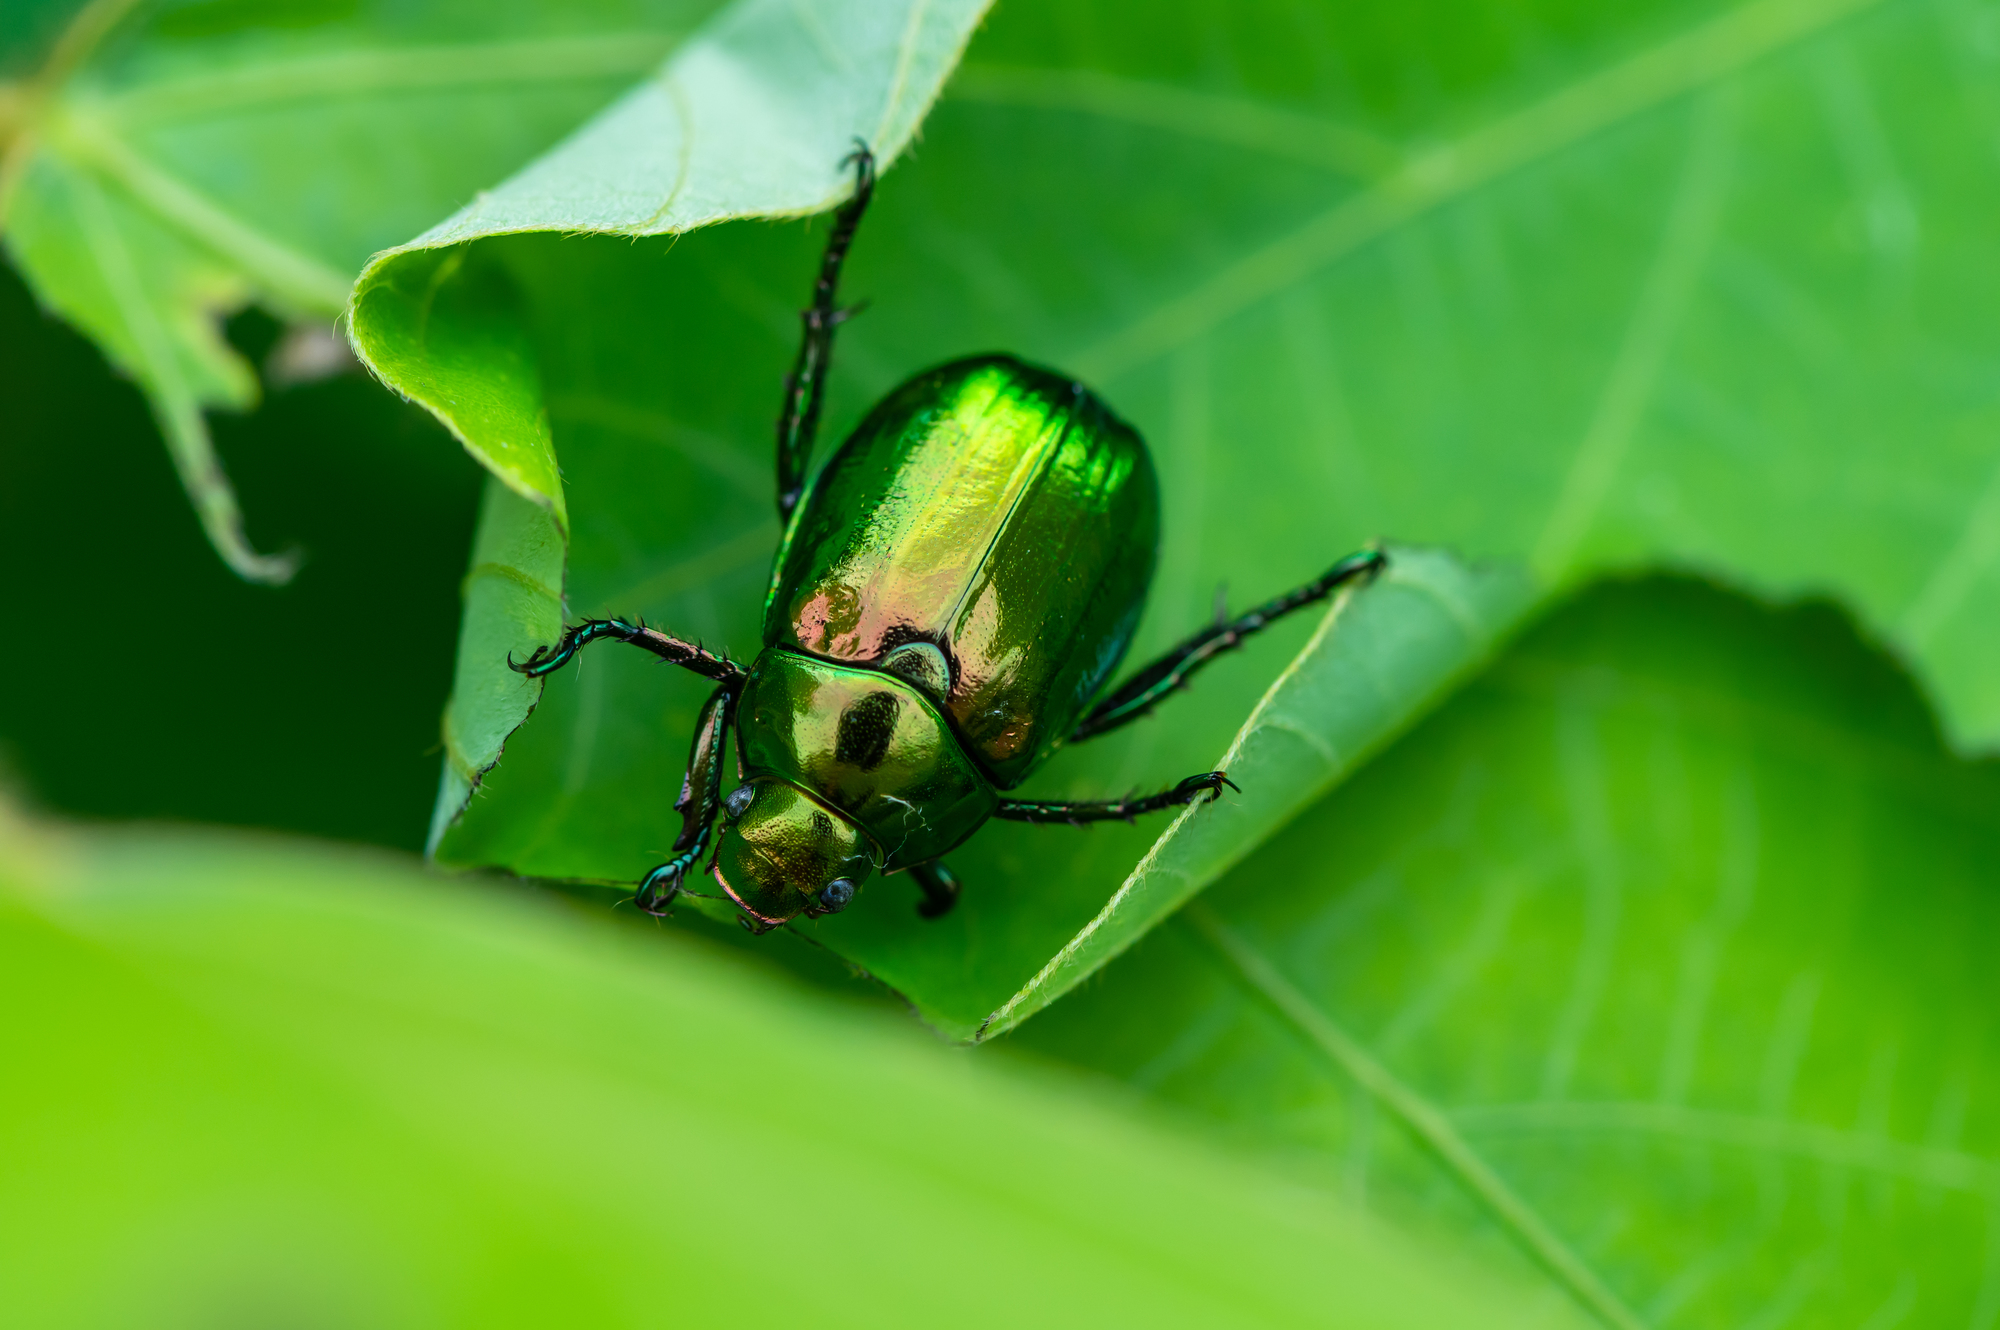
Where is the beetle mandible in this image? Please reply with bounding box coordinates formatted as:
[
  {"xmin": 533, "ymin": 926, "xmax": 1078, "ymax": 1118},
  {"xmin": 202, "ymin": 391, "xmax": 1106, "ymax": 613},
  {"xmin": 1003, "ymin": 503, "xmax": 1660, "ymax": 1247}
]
[{"xmin": 512, "ymin": 144, "xmax": 1384, "ymax": 932}]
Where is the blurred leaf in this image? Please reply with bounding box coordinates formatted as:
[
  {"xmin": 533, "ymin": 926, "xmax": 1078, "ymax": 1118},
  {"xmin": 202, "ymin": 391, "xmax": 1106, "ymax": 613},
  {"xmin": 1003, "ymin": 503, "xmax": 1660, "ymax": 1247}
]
[
  {"xmin": 1014, "ymin": 576, "xmax": 2000, "ymax": 1326},
  {"xmin": 0, "ymin": 1, "xmax": 81, "ymax": 77},
  {"xmin": 0, "ymin": 806, "xmax": 1584, "ymax": 1329},
  {"xmin": 0, "ymin": 264, "xmax": 482, "ymax": 851},
  {"xmin": 0, "ymin": 0, "xmax": 726, "ymax": 579},
  {"xmin": 400, "ymin": 0, "xmax": 2000, "ymax": 1041}
]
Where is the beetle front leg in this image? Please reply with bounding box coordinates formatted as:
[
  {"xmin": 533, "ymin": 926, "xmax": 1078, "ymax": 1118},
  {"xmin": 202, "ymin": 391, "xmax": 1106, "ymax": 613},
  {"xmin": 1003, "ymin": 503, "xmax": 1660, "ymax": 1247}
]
[
  {"xmin": 774, "ymin": 141, "xmax": 876, "ymax": 524},
  {"xmin": 993, "ymin": 772, "xmax": 1238, "ymax": 826},
  {"xmin": 634, "ymin": 682, "xmax": 737, "ymax": 915},
  {"xmin": 509, "ymin": 618, "xmax": 746, "ymax": 688},
  {"xmin": 1071, "ymin": 548, "xmax": 1386, "ymax": 742},
  {"xmin": 909, "ymin": 859, "xmax": 962, "ymax": 920}
]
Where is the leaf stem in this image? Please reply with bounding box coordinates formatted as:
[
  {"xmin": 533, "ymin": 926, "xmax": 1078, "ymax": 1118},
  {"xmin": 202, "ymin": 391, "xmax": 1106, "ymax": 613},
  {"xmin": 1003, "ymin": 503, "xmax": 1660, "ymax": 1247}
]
[{"xmin": 0, "ymin": 0, "xmax": 145, "ymax": 215}]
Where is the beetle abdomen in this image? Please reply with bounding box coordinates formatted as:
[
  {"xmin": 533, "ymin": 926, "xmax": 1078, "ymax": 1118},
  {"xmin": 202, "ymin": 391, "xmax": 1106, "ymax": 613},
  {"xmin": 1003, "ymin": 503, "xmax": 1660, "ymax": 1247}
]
[{"xmin": 763, "ymin": 355, "xmax": 1158, "ymax": 788}]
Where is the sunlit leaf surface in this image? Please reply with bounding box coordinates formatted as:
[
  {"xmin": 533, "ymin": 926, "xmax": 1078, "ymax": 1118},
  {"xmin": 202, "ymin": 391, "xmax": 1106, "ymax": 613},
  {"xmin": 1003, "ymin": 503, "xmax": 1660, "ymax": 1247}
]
[
  {"xmin": 1015, "ymin": 577, "xmax": 2000, "ymax": 1327},
  {"xmin": 0, "ymin": 805, "xmax": 1579, "ymax": 1330}
]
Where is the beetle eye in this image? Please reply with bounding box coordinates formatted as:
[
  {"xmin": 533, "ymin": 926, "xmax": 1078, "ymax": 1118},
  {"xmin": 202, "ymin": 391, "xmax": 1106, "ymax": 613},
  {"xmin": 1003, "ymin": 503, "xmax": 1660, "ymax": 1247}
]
[
  {"xmin": 723, "ymin": 783, "xmax": 756, "ymax": 818},
  {"xmin": 818, "ymin": 878, "xmax": 856, "ymax": 912}
]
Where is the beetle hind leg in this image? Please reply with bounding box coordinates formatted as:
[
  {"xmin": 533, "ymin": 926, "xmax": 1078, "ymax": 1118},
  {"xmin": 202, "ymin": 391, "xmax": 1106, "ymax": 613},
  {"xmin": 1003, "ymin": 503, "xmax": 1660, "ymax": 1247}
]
[{"xmin": 993, "ymin": 772, "xmax": 1237, "ymax": 825}]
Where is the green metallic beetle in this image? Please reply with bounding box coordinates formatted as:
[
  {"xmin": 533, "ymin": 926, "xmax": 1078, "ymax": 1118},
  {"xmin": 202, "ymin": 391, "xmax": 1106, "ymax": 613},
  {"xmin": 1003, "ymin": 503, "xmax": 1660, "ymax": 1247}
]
[{"xmin": 513, "ymin": 146, "xmax": 1383, "ymax": 932}]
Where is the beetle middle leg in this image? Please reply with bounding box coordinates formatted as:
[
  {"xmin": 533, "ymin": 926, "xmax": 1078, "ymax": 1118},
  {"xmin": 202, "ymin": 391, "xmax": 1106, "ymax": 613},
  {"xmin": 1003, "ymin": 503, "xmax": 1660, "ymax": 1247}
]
[
  {"xmin": 909, "ymin": 859, "xmax": 962, "ymax": 919},
  {"xmin": 633, "ymin": 681, "xmax": 737, "ymax": 915},
  {"xmin": 509, "ymin": 618, "xmax": 746, "ymax": 687},
  {"xmin": 773, "ymin": 141, "xmax": 877, "ymax": 524},
  {"xmin": 1070, "ymin": 548, "xmax": 1386, "ymax": 742},
  {"xmin": 993, "ymin": 772, "xmax": 1238, "ymax": 826}
]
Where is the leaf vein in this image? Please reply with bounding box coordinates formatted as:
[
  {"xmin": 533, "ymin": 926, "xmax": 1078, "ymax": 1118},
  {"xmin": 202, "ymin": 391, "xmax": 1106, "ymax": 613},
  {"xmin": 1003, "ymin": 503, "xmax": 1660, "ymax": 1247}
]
[
  {"xmin": 871, "ymin": 0, "xmax": 932, "ymax": 150},
  {"xmin": 1448, "ymin": 1096, "xmax": 2000, "ymax": 1192},
  {"xmin": 950, "ymin": 65, "xmax": 1399, "ymax": 178},
  {"xmin": 1901, "ymin": 450, "xmax": 2000, "ymax": 648},
  {"xmin": 1532, "ymin": 88, "xmax": 1734, "ymax": 579}
]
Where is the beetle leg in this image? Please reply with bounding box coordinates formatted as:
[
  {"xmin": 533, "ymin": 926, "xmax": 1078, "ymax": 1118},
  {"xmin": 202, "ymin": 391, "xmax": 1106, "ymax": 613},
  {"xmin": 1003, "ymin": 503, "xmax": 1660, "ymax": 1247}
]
[
  {"xmin": 909, "ymin": 859, "xmax": 962, "ymax": 920},
  {"xmin": 774, "ymin": 140, "xmax": 876, "ymax": 524},
  {"xmin": 634, "ymin": 682, "xmax": 737, "ymax": 915},
  {"xmin": 509, "ymin": 617, "xmax": 746, "ymax": 687},
  {"xmin": 1070, "ymin": 548, "xmax": 1387, "ymax": 742},
  {"xmin": 993, "ymin": 772, "xmax": 1238, "ymax": 825}
]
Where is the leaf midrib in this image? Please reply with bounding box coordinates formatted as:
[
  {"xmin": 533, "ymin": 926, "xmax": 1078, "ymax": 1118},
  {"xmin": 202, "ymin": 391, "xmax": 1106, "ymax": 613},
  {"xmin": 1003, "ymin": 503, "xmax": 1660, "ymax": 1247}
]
[
  {"xmin": 30, "ymin": 31, "xmax": 707, "ymax": 315},
  {"xmin": 976, "ymin": 552, "xmax": 1518, "ymax": 1043},
  {"xmin": 46, "ymin": 105, "xmax": 351, "ymax": 310},
  {"xmin": 1186, "ymin": 901, "xmax": 1646, "ymax": 1330}
]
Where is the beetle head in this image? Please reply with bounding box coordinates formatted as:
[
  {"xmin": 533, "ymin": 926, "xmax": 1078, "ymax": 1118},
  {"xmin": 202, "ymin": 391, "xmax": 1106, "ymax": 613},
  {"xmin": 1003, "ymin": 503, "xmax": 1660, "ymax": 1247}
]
[{"xmin": 713, "ymin": 778, "xmax": 874, "ymax": 927}]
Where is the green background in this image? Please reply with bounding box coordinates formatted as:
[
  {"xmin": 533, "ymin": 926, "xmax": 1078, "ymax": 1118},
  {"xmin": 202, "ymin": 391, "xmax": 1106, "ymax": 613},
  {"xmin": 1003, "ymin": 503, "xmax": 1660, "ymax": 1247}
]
[
  {"xmin": 7, "ymin": 0, "xmax": 2000, "ymax": 1324},
  {"xmin": 0, "ymin": 261, "xmax": 478, "ymax": 850}
]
